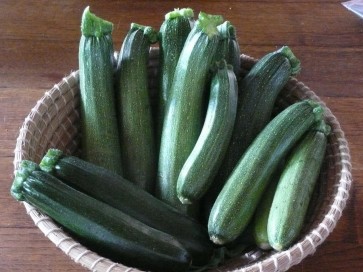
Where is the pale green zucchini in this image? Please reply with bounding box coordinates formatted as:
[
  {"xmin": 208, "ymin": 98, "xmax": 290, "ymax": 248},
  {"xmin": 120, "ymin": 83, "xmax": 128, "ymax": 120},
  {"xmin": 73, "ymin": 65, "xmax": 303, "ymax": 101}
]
[
  {"xmin": 267, "ymin": 120, "xmax": 330, "ymax": 251},
  {"xmin": 176, "ymin": 60, "xmax": 238, "ymax": 204},
  {"xmin": 156, "ymin": 12, "xmax": 222, "ymax": 215},
  {"xmin": 115, "ymin": 23, "xmax": 158, "ymax": 192},
  {"xmin": 78, "ymin": 7, "xmax": 122, "ymax": 175},
  {"xmin": 208, "ymin": 100, "xmax": 324, "ymax": 245}
]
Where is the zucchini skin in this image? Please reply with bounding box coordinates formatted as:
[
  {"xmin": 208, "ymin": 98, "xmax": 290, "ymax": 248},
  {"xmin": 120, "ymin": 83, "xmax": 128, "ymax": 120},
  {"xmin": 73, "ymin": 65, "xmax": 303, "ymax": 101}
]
[
  {"xmin": 115, "ymin": 23, "xmax": 158, "ymax": 192},
  {"xmin": 267, "ymin": 121, "xmax": 330, "ymax": 251},
  {"xmin": 203, "ymin": 46, "xmax": 300, "ymax": 217},
  {"xmin": 252, "ymin": 167, "xmax": 281, "ymax": 250},
  {"xmin": 11, "ymin": 166, "xmax": 191, "ymax": 272},
  {"xmin": 176, "ymin": 61, "xmax": 238, "ymax": 204},
  {"xmin": 39, "ymin": 149, "xmax": 215, "ymax": 266},
  {"xmin": 158, "ymin": 8, "xmax": 194, "ymax": 142},
  {"xmin": 78, "ymin": 7, "xmax": 122, "ymax": 175},
  {"xmin": 156, "ymin": 12, "xmax": 222, "ymax": 215},
  {"xmin": 208, "ymin": 100, "xmax": 324, "ymax": 245}
]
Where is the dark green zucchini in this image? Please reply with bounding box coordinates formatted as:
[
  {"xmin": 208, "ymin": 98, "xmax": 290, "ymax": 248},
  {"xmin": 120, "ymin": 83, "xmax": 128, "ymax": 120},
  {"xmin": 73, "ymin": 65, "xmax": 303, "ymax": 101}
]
[
  {"xmin": 39, "ymin": 149, "xmax": 215, "ymax": 266},
  {"xmin": 11, "ymin": 161, "xmax": 191, "ymax": 272},
  {"xmin": 156, "ymin": 11, "xmax": 223, "ymax": 215},
  {"xmin": 78, "ymin": 7, "xmax": 122, "ymax": 175},
  {"xmin": 208, "ymin": 100, "xmax": 324, "ymax": 245},
  {"xmin": 115, "ymin": 23, "xmax": 158, "ymax": 192},
  {"xmin": 267, "ymin": 120, "xmax": 330, "ymax": 251},
  {"xmin": 176, "ymin": 61, "xmax": 238, "ymax": 204}
]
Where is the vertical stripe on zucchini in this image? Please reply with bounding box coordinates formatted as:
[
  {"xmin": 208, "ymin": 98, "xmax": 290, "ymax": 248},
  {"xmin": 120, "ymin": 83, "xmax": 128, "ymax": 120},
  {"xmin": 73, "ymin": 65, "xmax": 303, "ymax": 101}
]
[
  {"xmin": 39, "ymin": 148, "xmax": 215, "ymax": 266},
  {"xmin": 78, "ymin": 7, "xmax": 122, "ymax": 175},
  {"xmin": 115, "ymin": 23, "xmax": 158, "ymax": 192},
  {"xmin": 11, "ymin": 161, "xmax": 191, "ymax": 272},
  {"xmin": 208, "ymin": 100, "xmax": 324, "ymax": 245},
  {"xmin": 176, "ymin": 60, "xmax": 238, "ymax": 204},
  {"xmin": 267, "ymin": 120, "xmax": 330, "ymax": 251},
  {"xmin": 156, "ymin": 12, "xmax": 222, "ymax": 215}
]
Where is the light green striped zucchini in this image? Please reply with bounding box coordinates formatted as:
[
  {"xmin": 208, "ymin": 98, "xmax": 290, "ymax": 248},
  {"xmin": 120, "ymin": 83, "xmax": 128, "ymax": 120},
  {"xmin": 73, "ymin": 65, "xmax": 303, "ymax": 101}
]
[
  {"xmin": 176, "ymin": 60, "xmax": 238, "ymax": 204},
  {"xmin": 157, "ymin": 8, "xmax": 194, "ymax": 142},
  {"xmin": 115, "ymin": 23, "xmax": 158, "ymax": 192},
  {"xmin": 208, "ymin": 100, "xmax": 324, "ymax": 245},
  {"xmin": 78, "ymin": 7, "xmax": 122, "ymax": 175},
  {"xmin": 268, "ymin": 120, "xmax": 330, "ymax": 251},
  {"xmin": 156, "ymin": 12, "xmax": 223, "ymax": 215}
]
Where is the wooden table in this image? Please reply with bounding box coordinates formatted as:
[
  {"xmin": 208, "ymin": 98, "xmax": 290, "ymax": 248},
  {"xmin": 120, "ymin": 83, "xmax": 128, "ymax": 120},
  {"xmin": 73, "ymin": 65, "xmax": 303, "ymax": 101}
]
[{"xmin": 1, "ymin": 1, "xmax": 362, "ymax": 271}]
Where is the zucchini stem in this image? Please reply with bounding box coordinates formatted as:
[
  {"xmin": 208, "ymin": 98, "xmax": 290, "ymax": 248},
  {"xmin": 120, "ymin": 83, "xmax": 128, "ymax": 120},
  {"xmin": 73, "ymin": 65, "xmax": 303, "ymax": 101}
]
[
  {"xmin": 196, "ymin": 12, "xmax": 223, "ymax": 38},
  {"xmin": 217, "ymin": 21, "xmax": 236, "ymax": 40},
  {"xmin": 10, "ymin": 160, "xmax": 39, "ymax": 201},
  {"xmin": 39, "ymin": 149, "xmax": 64, "ymax": 173},
  {"xmin": 130, "ymin": 23, "xmax": 158, "ymax": 44},
  {"xmin": 278, "ymin": 46, "xmax": 301, "ymax": 75},
  {"xmin": 309, "ymin": 100, "xmax": 324, "ymax": 122},
  {"xmin": 81, "ymin": 6, "xmax": 113, "ymax": 37},
  {"xmin": 165, "ymin": 8, "xmax": 194, "ymax": 20},
  {"xmin": 313, "ymin": 119, "xmax": 331, "ymax": 136}
]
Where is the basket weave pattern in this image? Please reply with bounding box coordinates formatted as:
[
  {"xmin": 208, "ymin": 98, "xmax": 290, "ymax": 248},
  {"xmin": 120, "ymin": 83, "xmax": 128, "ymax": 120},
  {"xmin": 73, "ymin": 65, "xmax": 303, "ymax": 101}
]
[{"xmin": 13, "ymin": 49, "xmax": 352, "ymax": 272}]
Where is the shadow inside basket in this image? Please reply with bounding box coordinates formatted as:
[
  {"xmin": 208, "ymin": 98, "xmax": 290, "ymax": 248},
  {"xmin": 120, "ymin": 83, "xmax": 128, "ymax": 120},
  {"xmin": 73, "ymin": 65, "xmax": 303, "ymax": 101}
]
[{"xmin": 13, "ymin": 48, "xmax": 348, "ymax": 271}]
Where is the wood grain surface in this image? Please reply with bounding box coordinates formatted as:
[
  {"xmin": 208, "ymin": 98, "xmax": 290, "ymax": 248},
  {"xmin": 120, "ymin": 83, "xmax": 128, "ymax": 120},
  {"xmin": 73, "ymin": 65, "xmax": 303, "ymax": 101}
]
[{"xmin": 1, "ymin": 1, "xmax": 362, "ymax": 271}]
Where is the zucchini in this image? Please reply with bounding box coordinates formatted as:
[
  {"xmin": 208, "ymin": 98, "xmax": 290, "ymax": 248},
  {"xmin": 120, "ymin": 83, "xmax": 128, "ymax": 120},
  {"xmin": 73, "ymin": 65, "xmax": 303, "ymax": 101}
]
[
  {"xmin": 203, "ymin": 46, "xmax": 300, "ymax": 216},
  {"xmin": 214, "ymin": 21, "xmax": 241, "ymax": 75},
  {"xmin": 158, "ymin": 8, "xmax": 194, "ymax": 142},
  {"xmin": 176, "ymin": 60, "xmax": 238, "ymax": 204},
  {"xmin": 115, "ymin": 23, "xmax": 158, "ymax": 192},
  {"xmin": 39, "ymin": 149, "xmax": 215, "ymax": 266},
  {"xmin": 267, "ymin": 120, "xmax": 330, "ymax": 251},
  {"xmin": 252, "ymin": 166, "xmax": 281, "ymax": 250},
  {"xmin": 227, "ymin": 46, "xmax": 300, "ymax": 170},
  {"xmin": 208, "ymin": 99, "xmax": 324, "ymax": 245},
  {"xmin": 78, "ymin": 7, "xmax": 122, "ymax": 175},
  {"xmin": 156, "ymin": 12, "xmax": 223, "ymax": 215},
  {"xmin": 11, "ymin": 161, "xmax": 191, "ymax": 272}
]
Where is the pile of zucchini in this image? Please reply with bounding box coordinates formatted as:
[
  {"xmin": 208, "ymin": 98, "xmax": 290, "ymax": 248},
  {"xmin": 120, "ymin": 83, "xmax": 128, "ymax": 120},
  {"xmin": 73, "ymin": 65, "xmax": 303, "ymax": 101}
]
[{"xmin": 11, "ymin": 6, "xmax": 331, "ymax": 272}]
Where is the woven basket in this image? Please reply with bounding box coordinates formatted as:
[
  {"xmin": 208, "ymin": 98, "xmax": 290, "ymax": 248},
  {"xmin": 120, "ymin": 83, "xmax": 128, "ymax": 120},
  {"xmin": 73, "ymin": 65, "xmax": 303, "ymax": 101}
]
[{"xmin": 13, "ymin": 48, "xmax": 352, "ymax": 272}]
